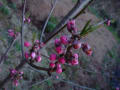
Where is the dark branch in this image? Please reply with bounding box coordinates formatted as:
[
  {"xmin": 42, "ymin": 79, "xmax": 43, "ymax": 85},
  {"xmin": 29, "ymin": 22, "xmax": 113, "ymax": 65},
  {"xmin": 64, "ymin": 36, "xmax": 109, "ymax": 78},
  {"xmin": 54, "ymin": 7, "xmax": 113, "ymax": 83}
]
[
  {"xmin": 21, "ymin": 0, "xmax": 27, "ymax": 59},
  {"xmin": 0, "ymin": 38, "xmax": 17, "ymax": 64}
]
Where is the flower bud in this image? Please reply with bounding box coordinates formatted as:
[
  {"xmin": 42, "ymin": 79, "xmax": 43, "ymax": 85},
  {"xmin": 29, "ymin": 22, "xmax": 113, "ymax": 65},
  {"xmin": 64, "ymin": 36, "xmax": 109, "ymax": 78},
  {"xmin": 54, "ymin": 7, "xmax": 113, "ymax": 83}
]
[
  {"xmin": 56, "ymin": 68, "xmax": 62, "ymax": 74},
  {"xmin": 60, "ymin": 35, "xmax": 68, "ymax": 45},
  {"xmin": 24, "ymin": 41, "xmax": 31, "ymax": 47},
  {"xmin": 67, "ymin": 20, "xmax": 76, "ymax": 32},
  {"xmin": 25, "ymin": 52, "xmax": 29, "ymax": 59},
  {"xmin": 71, "ymin": 59, "xmax": 78, "ymax": 65},
  {"xmin": 49, "ymin": 62, "xmax": 55, "ymax": 68},
  {"xmin": 82, "ymin": 43, "xmax": 92, "ymax": 56},
  {"xmin": 19, "ymin": 71, "xmax": 24, "ymax": 75},
  {"xmin": 13, "ymin": 80, "xmax": 18, "ymax": 86},
  {"xmin": 72, "ymin": 27, "xmax": 78, "ymax": 33},
  {"xmin": 56, "ymin": 46, "xmax": 63, "ymax": 54},
  {"xmin": 8, "ymin": 29, "xmax": 15, "ymax": 37},
  {"xmin": 73, "ymin": 41, "xmax": 82, "ymax": 49},
  {"xmin": 54, "ymin": 39, "xmax": 61, "ymax": 47},
  {"xmin": 58, "ymin": 57, "xmax": 65, "ymax": 64},
  {"xmin": 49, "ymin": 54, "xmax": 56, "ymax": 61},
  {"xmin": 56, "ymin": 76, "xmax": 59, "ymax": 79},
  {"xmin": 36, "ymin": 56, "xmax": 42, "ymax": 62},
  {"xmin": 107, "ymin": 20, "xmax": 111, "ymax": 26},
  {"xmin": 10, "ymin": 69, "xmax": 17, "ymax": 76},
  {"xmin": 31, "ymin": 52, "xmax": 36, "ymax": 59},
  {"xmin": 57, "ymin": 64, "xmax": 61, "ymax": 68},
  {"xmin": 85, "ymin": 49, "xmax": 92, "ymax": 56},
  {"xmin": 27, "ymin": 18, "xmax": 31, "ymax": 23},
  {"xmin": 73, "ymin": 53, "xmax": 78, "ymax": 59}
]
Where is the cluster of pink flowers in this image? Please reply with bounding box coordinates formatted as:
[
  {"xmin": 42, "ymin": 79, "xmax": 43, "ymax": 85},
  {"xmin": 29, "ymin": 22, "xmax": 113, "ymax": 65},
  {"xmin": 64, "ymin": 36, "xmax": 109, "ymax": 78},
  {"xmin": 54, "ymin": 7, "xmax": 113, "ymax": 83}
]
[
  {"xmin": 9, "ymin": 69, "xmax": 23, "ymax": 86},
  {"xmin": 66, "ymin": 20, "xmax": 93, "ymax": 56},
  {"xmin": 21, "ymin": 20, "xmax": 92, "ymax": 76},
  {"xmin": 8, "ymin": 29, "xmax": 19, "ymax": 38},
  {"xmin": 24, "ymin": 40, "xmax": 44, "ymax": 62},
  {"xmin": 48, "ymin": 20, "xmax": 93, "ymax": 74},
  {"xmin": 24, "ymin": 17, "xmax": 31, "ymax": 23}
]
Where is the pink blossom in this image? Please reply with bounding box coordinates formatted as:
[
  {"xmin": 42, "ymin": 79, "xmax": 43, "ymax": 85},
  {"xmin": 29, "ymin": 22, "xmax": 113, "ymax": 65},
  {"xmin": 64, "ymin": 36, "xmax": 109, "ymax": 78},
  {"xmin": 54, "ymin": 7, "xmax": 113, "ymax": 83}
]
[
  {"xmin": 67, "ymin": 20, "xmax": 76, "ymax": 32},
  {"xmin": 31, "ymin": 52, "xmax": 36, "ymax": 59},
  {"xmin": 13, "ymin": 80, "xmax": 18, "ymax": 86},
  {"xmin": 82, "ymin": 43, "xmax": 92, "ymax": 56},
  {"xmin": 10, "ymin": 69, "xmax": 17, "ymax": 75},
  {"xmin": 73, "ymin": 53, "xmax": 78, "ymax": 59},
  {"xmin": 60, "ymin": 35, "xmax": 68, "ymax": 45},
  {"xmin": 58, "ymin": 57, "xmax": 65, "ymax": 64},
  {"xmin": 8, "ymin": 29, "xmax": 15, "ymax": 37},
  {"xmin": 24, "ymin": 41, "xmax": 31, "ymax": 47},
  {"xmin": 71, "ymin": 59, "xmax": 78, "ymax": 65},
  {"xmin": 56, "ymin": 46, "xmax": 63, "ymax": 54},
  {"xmin": 35, "ymin": 40, "xmax": 39, "ymax": 43},
  {"xmin": 107, "ymin": 20, "xmax": 111, "ymax": 26},
  {"xmin": 57, "ymin": 64, "xmax": 61, "ymax": 68},
  {"xmin": 73, "ymin": 41, "xmax": 82, "ymax": 49},
  {"xmin": 27, "ymin": 18, "xmax": 31, "ymax": 23},
  {"xmin": 36, "ymin": 56, "xmax": 42, "ymax": 62},
  {"xmin": 72, "ymin": 27, "xmax": 78, "ymax": 33},
  {"xmin": 56, "ymin": 76, "xmax": 59, "ymax": 79},
  {"xmin": 49, "ymin": 54, "xmax": 56, "ymax": 61},
  {"xmin": 19, "ymin": 71, "xmax": 24, "ymax": 75},
  {"xmin": 56, "ymin": 68, "xmax": 62, "ymax": 74},
  {"xmin": 39, "ymin": 42, "xmax": 45, "ymax": 48},
  {"xmin": 25, "ymin": 52, "xmax": 29, "ymax": 59},
  {"xmin": 49, "ymin": 62, "xmax": 55, "ymax": 68},
  {"xmin": 24, "ymin": 17, "xmax": 26, "ymax": 22},
  {"xmin": 54, "ymin": 39, "xmax": 61, "ymax": 47},
  {"xmin": 85, "ymin": 49, "xmax": 93, "ymax": 56}
]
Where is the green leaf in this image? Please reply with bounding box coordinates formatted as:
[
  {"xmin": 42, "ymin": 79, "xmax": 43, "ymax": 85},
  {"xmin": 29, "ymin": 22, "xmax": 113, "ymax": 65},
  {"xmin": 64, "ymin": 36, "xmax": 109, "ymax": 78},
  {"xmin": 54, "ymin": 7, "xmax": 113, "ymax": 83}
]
[
  {"xmin": 80, "ymin": 20, "xmax": 91, "ymax": 36},
  {"xmin": 15, "ymin": 42, "xmax": 21, "ymax": 52},
  {"xmin": 80, "ymin": 20, "xmax": 101, "ymax": 37},
  {"xmin": 82, "ymin": 25, "xmax": 100, "ymax": 37}
]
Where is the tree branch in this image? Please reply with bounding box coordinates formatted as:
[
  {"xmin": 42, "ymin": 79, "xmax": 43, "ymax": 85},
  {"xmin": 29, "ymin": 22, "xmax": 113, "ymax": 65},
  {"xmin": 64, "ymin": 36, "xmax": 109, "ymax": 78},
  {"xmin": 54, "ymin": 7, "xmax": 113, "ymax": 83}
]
[
  {"xmin": 45, "ymin": 0, "xmax": 93, "ymax": 43},
  {"xmin": 39, "ymin": 0, "xmax": 58, "ymax": 42},
  {"xmin": 0, "ymin": 37, "xmax": 17, "ymax": 64},
  {"xmin": 21, "ymin": 0, "xmax": 26, "ymax": 59}
]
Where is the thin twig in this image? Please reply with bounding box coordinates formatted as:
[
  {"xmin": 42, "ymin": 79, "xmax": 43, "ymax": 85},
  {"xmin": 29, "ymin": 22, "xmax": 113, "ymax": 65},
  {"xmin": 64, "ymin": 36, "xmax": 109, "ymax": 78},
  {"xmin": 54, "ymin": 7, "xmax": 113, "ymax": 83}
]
[
  {"xmin": 94, "ymin": 19, "xmax": 108, "ymax": 27},
  {"xmin": 0, "ymin": 37, "xmax": 17, "ymax": 64},
  {"xmin": 40, "ymin": 0, "xmax": 58, "ymax": 42},
  {"xmin": 57, "ymin": 79, "xmax": 96, "ymax": 90},
  {"xmin": 21, "ymin": 0, "xmax": 27, "ymax": 59}
]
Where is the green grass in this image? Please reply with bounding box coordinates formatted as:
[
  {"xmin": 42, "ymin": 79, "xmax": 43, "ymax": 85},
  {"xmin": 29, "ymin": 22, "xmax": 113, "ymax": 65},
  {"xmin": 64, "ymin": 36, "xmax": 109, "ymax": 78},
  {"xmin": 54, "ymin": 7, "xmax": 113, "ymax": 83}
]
[
  {"xmin": 0, "ymin": 6, "xmax": 10, "ymax": 15},
  {"xmin": 46, "ymin": 16, "xmax": 59, "ymax": 33}
]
